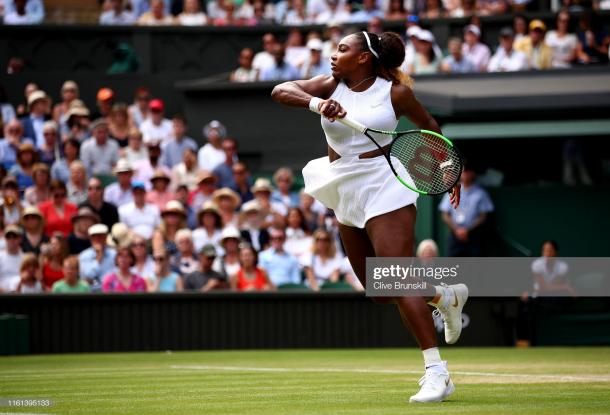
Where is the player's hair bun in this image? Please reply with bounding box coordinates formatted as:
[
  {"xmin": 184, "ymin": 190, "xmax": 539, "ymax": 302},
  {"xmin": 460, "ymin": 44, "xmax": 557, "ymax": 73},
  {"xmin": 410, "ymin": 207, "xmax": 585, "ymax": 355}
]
[{"xmin": 377, "ymin": 32, "xmax": 406, "ymax": 70}]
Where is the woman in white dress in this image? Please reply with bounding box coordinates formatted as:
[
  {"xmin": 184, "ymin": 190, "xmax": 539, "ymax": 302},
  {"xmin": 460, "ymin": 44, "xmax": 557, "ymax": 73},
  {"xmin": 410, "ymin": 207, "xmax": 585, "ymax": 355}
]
[{"xmin": 272, "ymin": 31, "xmax": 465, "ymax": 404}]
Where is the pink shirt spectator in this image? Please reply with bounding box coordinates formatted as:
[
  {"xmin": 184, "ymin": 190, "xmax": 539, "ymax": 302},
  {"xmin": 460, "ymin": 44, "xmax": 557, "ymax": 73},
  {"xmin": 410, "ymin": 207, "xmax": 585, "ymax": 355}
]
[
  {"xmin": 146, "ymin": 190, "xmax": 176, "ymax": 211},
  {"xmin": 462, "ymin": 42, "xmax": 491, "ymax": 71},
  {"xmin": 102, "ymin": 272, "xmax": 147, "ymax": 293}
]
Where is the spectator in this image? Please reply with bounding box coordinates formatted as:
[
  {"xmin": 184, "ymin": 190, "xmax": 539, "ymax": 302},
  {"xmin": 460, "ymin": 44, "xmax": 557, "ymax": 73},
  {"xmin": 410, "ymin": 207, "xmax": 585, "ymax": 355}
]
[
  {"xmin": 212, "ymin": 187, "xmax": 241, "ymax": 227},
  {"xmin": 138, "ymin": 0, "xmax": 175, "ymax": 25},
  {"xmin": 193, "ymin": 201, "xmax": 223, "ymax": 253},
  {"xmin": 152, "ymin": 200, "xmax": 187, "ymax": 256},
  {"xmin": 530, "ymin": 240, "xmax": 576, "ymax": 296},
  {"xmin": 51, "ymin": 138, "xmax": 80, "ymax": 183},
  {"xmin": 108, "ymin": 103, "xmax": 130, "ymax": 148},
  {"xmin": 252, "ymin": 33, "xmax": 277, "ymax": 73},
  {"xmin": 16, "ymin": 82, "xmax": 39, "ymax": 118},
  {"xmin": 477, "ymin": 0, "xmax": 507, "ymax": 15},
  {"xmin": 147, "ymin": 250, "xmax": 183, "ymax": 292},
  {"xmin": 93, "ymin": 88, "xmax": 114, "ymax": 121},
  {"xmin": 104, "ymin": 159, "xmax": 134, "ymax": 208},
  {"xmin": 130, "ymin": 234, "xmax": 155, "ymax": 279},
  {"xmin": 171, "ymin": 147, "xmax": 200, "ymax": 191},
  {"xmin": 409, "ymin": 30, "xmax": 441, "ymax": 74},
  {"xmin": 100, "ymin": 0, "xmax": 136, "ymax": 24},
  {"xmin": 271, "ymin": 167, "xmax": 299, "ymax": 209},
  {"xmin": 212, "ymin": 1, "xmax": 245, "ymax": 26},
  {"xmin": 67, "ymin": 207, "xmax": 98, "ymax": 255},
  {"xmin": 230, "ymin": 244, "xmax": 274, "ymax": 291},
  {"xmin": 79, "ymin": 177, "xmax": 120, "ymax": 229},
  {"xmin": 102, "ymin": 246, "xmax": 147, "ymax": 292},
  {"xmin": 314, "ymin": 0, "xmax": 350, "ymax": 24},
  {"xmin": 546, "ymin": 10, "xmax": 578, "ymax": 68},
  {"xmin": 212, "ymin": 138, "xmax": 239, "ymax": 189},
  {"xmin": 1, "ymin": 176, "xmax": 22, "ymax": 225},
  {"xmin": 284, "ymin": 29, "xmax": 309, "ymax": 69},
  {"xmin": 416, "ymin": 239, "xmax": 439, "ymax": 258},
  {"xmin": 175, "ymin": 183, "xmax": 198, "ymax": 229},
  {"xmin": 52, "ymin": 255, "xmax": 91, "ymax": 293},
  {"xmin": 420, "ymin": 0, "xmax": 447, "ymax": 19},
  {"xmin": 230, "ymin": 48, "xmax": 259, "ymax": 82},
  {"xmin": 0, "ymin": 119, "xmax": 33, "ymax": 170},
  {"xmin": 451, "ymin": 0, "xmax": 476, "ymax": 17},
  {"xmin": 239, "ymin": 200, "xmax": 269, "ymax": 252},
  {"xmin": 146, "ymin": 169, "xmax": 175, "ymax": 211},
  {"xmin": 15, "ymin": 253, "xmax": 43, "ymax": 293},
  {"xmin": 171, "ymin": 228, "xmax": 199, "ymax": 275},
  {"xmin": 4, "ymin": 0, "xmax": 45, "ymax": 24},
  {"xmin": 249, "ymin": 0, "xmax": 275, "ymax": 25},
  {"xmin": 40, "ymin": 232, "xmax": 69, "ymax": 291},
  {"xmin": 488, "ymin": 27, "xmax": 529, "ymax": 72},
  {"xmin": 230, "ymin": 162, "xmax": 253, "ymax": 204},
  {"xmin": 10, "ymin": 143, "xmax": 37, "ymax": 190},
  {"xmin": 367, "ymin": 11, "xmax": 385, "ymax": 32},
  {"xmin": 183, "ymin": 243, "xmax": 227, "ymax": 291},
  {"xmin": 160, "ymin": 114, "xmax": 198, "ymax": 169},
  {"xmin": 259, "ymin": 227, "xmax": 301, "ymax": 286},
  {"xmin": 575, "ymin": 11, "xmax": 609, "ymax": 64},
  {"xmin": 132, "ymin": 140, "xmax": 170, "ymax": 186},
  {"xmin": 131, "ymin": 0, "xmax": 171, "ymax": 18},
  {"xmin": 80, "ymin": 119, "xmax": 120, "ymax": 177},
  {"xmin": 24, "ymin": 162, "xmax": 51, "ymax": 206},
  {"xmin": 462, "ymin": 24, "xmax": 491, "ymax": 71},
  {"xmin": 300, "ymin": 229, "xmax": 344, "ymax": 290},
  {"xmin": 385, "ymin": 0, "xmax": 407, "ymax": 20},
  {"xmin": 176, "ymin": 0, "xmax": 208, "ymax": 25},
  {"xmin": 300, "ymin": 38, "xmax": 331, "ymax": 78},
  {"xmin": 515, "ymin": 19, "xmax": 553, "ymax": 70},
  {"xmin": 283, "ymin": 0, "xmax": 312, "ymax": 25},
  {"xmin": 127, "ymin": 87, "xmax": 151, "ymax": 128},
  {"xmin": 52, "ymin": 81, "xmax": 79, "ymax": 132},
  {"xmin": 513, "ymin": 14, "xmax": 528, "ymax": 43},
  {"xmin": 63, "ymin": 105, "xmax": 90, "ymax": 143},
  {"xmin": 197, "ymin": 120, "xmax": 227, "ymax": 172},
  {"xmin": 66, "ymin": 161, "xmax": 88, "ymax": 206},
  {"xmin": 140, "ymin": 99, "xmax": 173, "ymax": 145},
  {"xmin": 122, "ymin": 128, "xmax": 148, "ymax": 165},
  {"xmin": 441, "ymin": 37, "xmax": 477, "ymax": 73},
  {"xmin": 0, "ymin": 205, "xmax": 4, "ymax": 251},
  {"xmin": 439, "ymin": 162, "xmax": 494, "ymax": 256},
  {"xmin": 38, "ymin": 180, "xmax": 77, "ymax": 237},
  {"xmin": 189, "ymin": 170, "xmax": 217, "ymax": 209},
  {"xmin": 252, "ymin": 177, "xmax": 286, "ymax": 228},
  {"xmin": 213, "ymin": 226, "xmax": 242, "ymax": 276},
  {"xmin": 259, "ymin": 44, "xmax": 300, "ymax": 81},
  {"xmin": 37, "ymin": 120, "xmax": 58, "ymax": 166},
  {"xmin": 20, "ymin": 206, "xmax": 48, "ymax": 255},
  {"xmin": 299, "ymin": 191, "xmax": 324, "ymax": 231},
  {"xmin": 322, "ymin": 21, "xmax": 344, "ymax": 59},
  {"xmin": 284, "ymin": 206, "xmax": 313, "ymax": 261},
  {"xmin": 0, "ymin": 225, "xmax": 25, "ymax": 292},
  {"xmin": 118, "ymin": 181, "xmax": 161, "ymax": 239}
]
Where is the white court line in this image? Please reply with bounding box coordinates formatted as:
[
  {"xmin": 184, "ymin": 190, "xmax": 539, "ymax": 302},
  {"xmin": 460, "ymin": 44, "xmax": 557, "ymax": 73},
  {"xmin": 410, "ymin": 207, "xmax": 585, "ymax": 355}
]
[{"xmin": 170, "ymin": 364, "xmax": 610, "ymax": 383}]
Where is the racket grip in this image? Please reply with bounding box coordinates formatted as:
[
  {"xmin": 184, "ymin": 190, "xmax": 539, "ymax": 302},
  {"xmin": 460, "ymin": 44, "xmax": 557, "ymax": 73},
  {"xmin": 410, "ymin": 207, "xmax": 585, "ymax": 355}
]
[{"xmin": 337, "ymin": 117, "xmax": 367, "ymax": 133}]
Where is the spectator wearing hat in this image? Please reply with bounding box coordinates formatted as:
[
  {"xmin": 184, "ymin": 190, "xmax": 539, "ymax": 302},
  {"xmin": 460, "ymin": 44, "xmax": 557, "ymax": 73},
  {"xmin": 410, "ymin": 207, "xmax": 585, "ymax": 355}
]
[
  {"xmin": 152, "ymin": 200, "xmax": 187, "ymax": 256},
  {"xmin": 171, "ymin": 228, "xmax": 200, "ymax": 275},
  {"xmin": 271, "ymin": 167, "xmax": 300, "ymax": 210},
  {"xmin": 230, "ymin": 244, "xmax": 274, "ymax": 291},
  {"xmin": 68, "ymin": 207, "xmax": 98, "ymax": 254},
  {"xmin": 9, "ymin": 142, "xmax": 38, "ymax": 190},
  {"xmin": 193, "ymin": 201, "xmax": 223, "ymax": 253},
  {"xmin": 140, "ymin": 99, "xmax": 173, "ymax": 145},
  {"xmin": 189, "ymin": 170, "xmax": 217, "ymax": 209},
  {"xmin": 171, "ymin": 147, "xmax": 201, "ymax": 191},
  {"xmin": 0, "ymin": 224, "xmax": 25, "ymax": 292},
  {"xmin": 3, "ymin": 0, "xmax": 45, "ymax": 25},
  {"xmin": 38, "ymin": 179, "xmax": 78, "ymax": 237},
  {"xmin": 66, "ymin": 161, "xmax": 88, "ymax": 206},
  {"xmin": 20, "ymin": 89, "xmax": 49, "ymax": 149},
  {"xmin": 212, "ymin": 226, "xmax": 242, "ymax": 277},
  {"xmin": 259, "ymin": 227, "xmax": 301, "ymax": 287},
  {"xmin": 132, "ymin": 140, "xmax": 171, "ymax": 187},
  {"xmin": 213, "ymin": 187, "xmax": 241, "ymax": 228},
  {"xmin": 79, "ymin": 223, "xmax": 115, "ymax": 291},
  {"xmin": 127, "ymin": 87, "xmax": 151, "ymax": 128},
  {"xmin": 300, "ymin": 38, "xmax": 331, "ymax": 78},
  {"xmin": 138, "ymin": 0, "xmax": 175, "ymax": 25},
  {"xmin": 107, "ymin": 222, "xmax": 135, "ymax": 250},
  {"xmin": 52, "ymin": 81, "xmax": 79, "ymax": 131},
  {"xmin": 52, "ymin": 255, "xmax": 91, "ymax": 293},
  {"xmin": 122, "ymin": 128, "xmax": 148, "ymax": 165},
  {"xmin": 40, "ymin": 232, "xmax": 69, "ymax": 291},
  {"xmin": 160, "ymin": 114, "xmax": 198, "ymax": 169},
  {"xmin": 401, "ymin": 25, "xmax": 421, "ymax": 72},
  {"xmin": 1, "ymin": 176, "xmax": 22, "ymax": 225},
  {"xmin": 51, "ymin": 138, "xmax": 81, "ymax": 183},
  {"xmin": 462, "ymin": 24, "xmax": 491, "ymax": 72},
  {"xmin": 229, "ymin": 162, "xmax": 253, "ymax": 205},
  {"xmin": 81, "ymin": 119, "xmax": 120, "ymax": 177},
  {"xmin": 183, "ymin": 243, "xmax": 227, "ymax": 291},
  {"xmin": 239, "ymin": 200, "xmax": 270, "ymax": 252},
  {"xmin": 197, "ymin": 120, "xmax": 227, "ymax": 172},
  {"xmin": 488, "ymin": 27, "xmax": 529, "ymax": 72},
  {"xmin": 441, "ymin": 37, "xmax": 477, "ymax": 73},
  {"xmin": 20, "ymin": 206, "xmax": 48, "ymax": 255},
  {"xmin": 212, "ymin": 138, "xmax": 239, "ymax": 189},
  {"xmin": 130, "ymin": 234, "xmax": 155, "ymax": 280},
  {"xmin": 252, "ymin": 178, "xmax": 287, "ymax": 228},
  {"xmin": 24, "ymin": 162, "xmax": 51, "ymax": 206},
  {"xmin": 118, "ymin": 181, "xmax": 161, "ymax": 239},
  {"xmin": 147, "ymin": 249, "xmax": 183, "ymax": 292},
  {"xmin": 108, "ymin": 103, "xmax": 131, "ymax": 148},
  {"xmin": 515, "ymin": 19, "xmax": 553, "ymax": 70},
  {"xmin": 146, "ymin": 169, "xmax": 175, "ymax": 211},
  {"xmin": 15, "ymin": 253, "xmax": 43, "ymax": 294},
  {"xmin": 230, "ymin": 48, "xmax": 258, "ymax": 82},
  {"xmin": 63, "ymin": 104, "xmax": 91, "ymax": 143},
  {"xmin": 0, "ymin": 119, "xmax": 34, "ymax": 170},
  {"xmin": 100, "ymin": 0, "xmax": 137, "ymax": 24},
  {"xmin": 79, "ymin": 177, "xmax": 120, "ymax": 229},
  {"xmin": 350, "ymin": 0, "xmax": 384, "ymax": 23},
  {"xmin": 409, "ymin": 29, "xmax": 442, "ymax": 74},
  {"xmin": 102, "ymin": 246, "xmax": 147, "ymax": 292},
  {"xmin": 104, "ymin": 159, "xmax": 135, "ymax": 208},
  {"xmin": 94, "ymin": 88, "xmax": 115, "ymax": 121}
]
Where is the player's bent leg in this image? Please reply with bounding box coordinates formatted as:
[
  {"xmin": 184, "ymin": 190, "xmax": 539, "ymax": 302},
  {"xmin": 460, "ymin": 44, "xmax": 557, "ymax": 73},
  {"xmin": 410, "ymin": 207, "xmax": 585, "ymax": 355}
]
[{"xmin": 428, "ymin": 283, "xmax": 469, "ymax": 344}]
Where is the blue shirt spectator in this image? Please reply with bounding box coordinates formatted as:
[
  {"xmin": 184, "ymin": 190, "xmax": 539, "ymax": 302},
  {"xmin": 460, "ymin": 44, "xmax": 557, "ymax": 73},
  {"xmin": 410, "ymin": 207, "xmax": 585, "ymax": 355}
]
[
  {"xmin": 160, "ymin": 136, "xmax": 198, "ymax": 169},
  {"xmin": 130, "ymin": 0, "xmax": 171, "ymax": 18},
  {"xmin": 259, "ymin": 228, "xmax": 301, "ymax": 286},
  {"xmin": 79, "ymin": 224, "xmax": 117, "ymax": 292},
  {"xmin": 3, "ymin": 0, "xmax": 45, "ymax": 24},
  {"xmin": 260, "ymin": 45, "xmax": 300, "ymax": 81},
  {"xmin": 0, "ymin": 126, "xmax": 34, "ymax": 170}
]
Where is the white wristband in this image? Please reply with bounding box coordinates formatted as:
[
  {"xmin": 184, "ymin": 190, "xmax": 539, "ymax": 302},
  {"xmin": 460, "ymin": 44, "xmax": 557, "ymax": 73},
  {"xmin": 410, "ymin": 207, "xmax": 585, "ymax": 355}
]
[{"xmin": 309, "ymin": 97, "xmax": 322, "ymax": 114}]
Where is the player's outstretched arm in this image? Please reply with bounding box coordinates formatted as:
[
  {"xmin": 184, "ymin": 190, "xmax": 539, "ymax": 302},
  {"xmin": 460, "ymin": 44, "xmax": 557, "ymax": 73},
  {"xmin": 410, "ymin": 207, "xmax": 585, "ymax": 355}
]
[{"xmin": 271, "ymin": 75, "xmax": 336, "ymax": 109}]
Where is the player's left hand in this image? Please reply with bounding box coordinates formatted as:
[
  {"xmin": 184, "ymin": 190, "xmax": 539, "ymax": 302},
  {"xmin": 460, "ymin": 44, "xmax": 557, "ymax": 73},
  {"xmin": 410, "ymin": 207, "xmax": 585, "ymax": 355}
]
[{"xmin": 449, "ymin": 183, "xmax": 460, "ymax": 209}]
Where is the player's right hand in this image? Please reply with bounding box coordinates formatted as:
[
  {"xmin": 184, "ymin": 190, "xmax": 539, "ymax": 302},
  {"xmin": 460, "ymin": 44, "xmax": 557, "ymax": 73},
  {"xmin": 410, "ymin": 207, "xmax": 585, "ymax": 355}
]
[{"xmin": 319, "ymin": 99, "xmax": 346, "ymax": 122}]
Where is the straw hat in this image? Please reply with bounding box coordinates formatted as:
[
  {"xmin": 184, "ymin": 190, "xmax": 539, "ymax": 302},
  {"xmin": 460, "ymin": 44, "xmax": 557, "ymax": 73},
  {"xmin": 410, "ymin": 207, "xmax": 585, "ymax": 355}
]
[
  {"xmin": 106, "ymin": 222, "xmax": 133, "ymax": 248},
  {"xmin": 21, "ymin": 206, "xmax": 43, "ymax": 220},
  {"xmin": 112, "ymin": 159, "xmax": 133, "ymax": 174},
  {"xmin": 88, "ymin": 223, "xmax": 109, "ymax": 236},
  {"xmin": 151, "ymin": 169, "xmax": 171, "ymax": 182},
  {"xmin": 197, "ymin": 170, "xmax": 217, "ymax": 185},
  {"xmin": 251, "ymin": 178, "xmax": 274, "ymax": 193},
  {"xmin": 27, "ymin": 90, "xmax": 48, "ymax": 106},
  {"xmin": 220, "ymin": 226, "xmax": 241, "ymax": 244},
  {"xmin": 71, "ymin": 207, "xmax": 100, "ymax": 224},
  {"xmin": 212, "ymin": 187, "xmax": 241, "ymax": 210},
  {"xmin": 197, "ymin": 201, "xmax": 221, "ymax": 225},
  {"xmin": 161, "ymin": 200, "xmax": 186, "ymax": 217}
]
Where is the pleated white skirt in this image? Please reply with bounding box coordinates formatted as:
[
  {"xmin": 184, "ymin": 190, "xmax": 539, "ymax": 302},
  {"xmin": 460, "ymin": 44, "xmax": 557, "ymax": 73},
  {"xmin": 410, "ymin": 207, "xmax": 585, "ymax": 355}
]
[{"xmin": 302, "ymin": 154, "xmax": 419, "ymax": 228}]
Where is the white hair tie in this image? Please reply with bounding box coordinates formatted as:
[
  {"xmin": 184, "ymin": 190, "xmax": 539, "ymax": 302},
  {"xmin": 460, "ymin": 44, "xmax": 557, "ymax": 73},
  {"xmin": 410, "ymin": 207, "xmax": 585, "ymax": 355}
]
[{"xmin": 362, "ymin": 31, "xmax": 379, "ymax": 59}]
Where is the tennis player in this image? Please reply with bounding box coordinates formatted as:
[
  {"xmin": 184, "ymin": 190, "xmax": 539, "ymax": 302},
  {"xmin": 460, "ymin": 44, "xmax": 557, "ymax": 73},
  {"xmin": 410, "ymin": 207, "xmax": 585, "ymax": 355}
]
[{"xmin": 272, "ymin": 31, "xmax": 467, "ymax": 403}]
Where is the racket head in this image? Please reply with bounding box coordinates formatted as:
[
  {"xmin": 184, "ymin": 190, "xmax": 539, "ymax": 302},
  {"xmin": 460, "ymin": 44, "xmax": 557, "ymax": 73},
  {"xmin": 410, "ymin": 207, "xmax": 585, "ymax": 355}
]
[{"xmin": 388, "ymin": 129, "xmax": 463, "ymax": 195}]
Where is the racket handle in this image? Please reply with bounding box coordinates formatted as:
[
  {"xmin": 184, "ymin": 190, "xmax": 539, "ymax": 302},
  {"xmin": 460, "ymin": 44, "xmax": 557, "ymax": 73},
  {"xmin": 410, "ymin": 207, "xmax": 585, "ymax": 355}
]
[{"xmin": 337, "ymin": 116, "xmax": 367, "ymax": 133}]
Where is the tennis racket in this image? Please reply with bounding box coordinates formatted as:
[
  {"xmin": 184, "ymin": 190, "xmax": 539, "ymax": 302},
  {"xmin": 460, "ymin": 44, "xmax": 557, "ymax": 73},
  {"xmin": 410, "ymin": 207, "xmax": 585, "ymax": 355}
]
[{"xmin": 337, "ymin": 116, "xmax": 462, "ymax": 195}]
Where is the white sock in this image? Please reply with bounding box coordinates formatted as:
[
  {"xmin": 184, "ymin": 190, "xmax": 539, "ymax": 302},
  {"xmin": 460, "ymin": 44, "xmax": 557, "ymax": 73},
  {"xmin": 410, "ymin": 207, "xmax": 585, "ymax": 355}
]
[
  {"xmin": 428, "ymin": 285, "xmax": 451, "ymax": 308},
  {"xmin": 422, "ymin": 347, "xmax": 442, "ymax": 368}
]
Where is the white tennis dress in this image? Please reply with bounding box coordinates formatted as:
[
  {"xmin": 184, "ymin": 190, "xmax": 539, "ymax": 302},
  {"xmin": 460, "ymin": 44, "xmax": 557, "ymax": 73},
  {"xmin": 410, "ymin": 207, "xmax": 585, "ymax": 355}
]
[{"xmin": 302, "ymin": 77, "xmax": 419, "ymax": 228}]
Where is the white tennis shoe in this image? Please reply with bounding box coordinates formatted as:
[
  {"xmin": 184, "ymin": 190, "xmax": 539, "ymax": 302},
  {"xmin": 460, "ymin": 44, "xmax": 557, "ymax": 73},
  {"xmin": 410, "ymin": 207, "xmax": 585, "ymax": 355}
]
[
  {"xmin": 409, "ymin": 361, "xmax": 455, "ymax": 403},
  {"xmin": 432, "ymin": 283, "xmax": 469, "ymax": 344}
]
